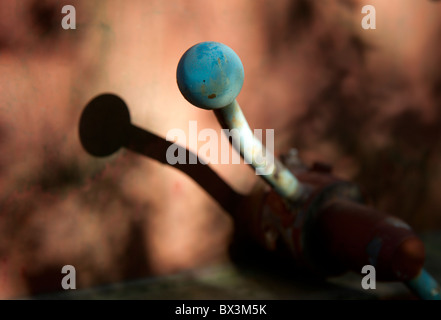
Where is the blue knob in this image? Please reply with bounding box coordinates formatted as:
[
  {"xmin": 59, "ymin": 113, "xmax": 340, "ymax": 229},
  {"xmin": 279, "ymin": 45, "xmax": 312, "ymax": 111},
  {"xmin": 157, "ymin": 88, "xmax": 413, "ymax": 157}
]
[{"xmin": 177, "ymin": 42, "xmax": 245, "ymax": 110}]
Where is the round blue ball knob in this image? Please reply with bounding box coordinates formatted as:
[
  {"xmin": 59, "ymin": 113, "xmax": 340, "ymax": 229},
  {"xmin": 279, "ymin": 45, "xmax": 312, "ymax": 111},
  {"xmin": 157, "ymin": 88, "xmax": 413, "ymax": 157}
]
[{"xmin": 177, "ymin": 42, "xmax": 245, "ymax": 110}]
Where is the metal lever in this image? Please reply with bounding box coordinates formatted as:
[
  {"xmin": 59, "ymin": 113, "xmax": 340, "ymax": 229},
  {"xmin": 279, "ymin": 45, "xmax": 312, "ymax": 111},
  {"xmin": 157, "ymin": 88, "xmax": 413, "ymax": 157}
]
[
  {"xmin": 176, "ymin": 42, "xmax": 440, "ymax": 300},
  {"xmin": 177, "ymin": 41, "xmax": 305, "ymax": 203}
]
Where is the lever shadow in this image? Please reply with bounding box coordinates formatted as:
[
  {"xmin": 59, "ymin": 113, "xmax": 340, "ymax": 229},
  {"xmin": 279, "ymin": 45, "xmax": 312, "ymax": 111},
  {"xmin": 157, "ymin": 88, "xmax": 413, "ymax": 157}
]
[{"xmin": 78, "ymin": 93, "xmax": 244, "ymax": 215}]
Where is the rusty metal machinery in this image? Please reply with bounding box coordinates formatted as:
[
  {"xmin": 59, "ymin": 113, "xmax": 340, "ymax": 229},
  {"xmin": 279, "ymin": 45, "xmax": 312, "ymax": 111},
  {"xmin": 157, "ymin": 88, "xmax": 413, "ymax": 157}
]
[{"xmin": 175, "ymin": 41, "xmax": 440, "ymax": 300}]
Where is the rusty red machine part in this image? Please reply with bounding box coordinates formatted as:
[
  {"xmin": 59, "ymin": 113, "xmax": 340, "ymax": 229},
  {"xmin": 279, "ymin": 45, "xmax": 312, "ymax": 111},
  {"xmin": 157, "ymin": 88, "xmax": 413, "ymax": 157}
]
[{"xmin": 236, "ymin": 153, "xmax": 426, "ymax": 282}]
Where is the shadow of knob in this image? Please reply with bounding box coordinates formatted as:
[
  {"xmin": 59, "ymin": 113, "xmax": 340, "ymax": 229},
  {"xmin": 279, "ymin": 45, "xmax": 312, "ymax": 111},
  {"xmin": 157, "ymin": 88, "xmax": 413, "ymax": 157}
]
[{"xmin": 79, "ymin": 93, "xmax": 131, "ymax": 157}]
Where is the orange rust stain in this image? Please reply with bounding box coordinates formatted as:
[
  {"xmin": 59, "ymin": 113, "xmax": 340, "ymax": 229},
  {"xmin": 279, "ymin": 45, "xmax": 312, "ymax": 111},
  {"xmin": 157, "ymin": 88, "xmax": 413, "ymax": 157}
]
[
  {"xmin": 231, "ymin": 114, "xmax": 242, "ymax": 128},
  {"xmin": 208, "ymin": 94, "xmax": 216, "ymax": 99}
]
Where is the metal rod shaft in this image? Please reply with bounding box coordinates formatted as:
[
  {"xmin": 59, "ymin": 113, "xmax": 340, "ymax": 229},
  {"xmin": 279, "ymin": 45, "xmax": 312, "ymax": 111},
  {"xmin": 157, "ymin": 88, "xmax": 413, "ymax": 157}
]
[{"xmin": 215, "ymin": 100, "xmax": 305, "ymax": 203}]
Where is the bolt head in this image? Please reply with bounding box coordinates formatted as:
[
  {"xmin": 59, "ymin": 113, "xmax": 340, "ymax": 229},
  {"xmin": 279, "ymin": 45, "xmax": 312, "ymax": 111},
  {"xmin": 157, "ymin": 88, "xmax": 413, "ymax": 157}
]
[{"xmin": 177, "ymin": 41, "xmax": 244, "ymax": 110}]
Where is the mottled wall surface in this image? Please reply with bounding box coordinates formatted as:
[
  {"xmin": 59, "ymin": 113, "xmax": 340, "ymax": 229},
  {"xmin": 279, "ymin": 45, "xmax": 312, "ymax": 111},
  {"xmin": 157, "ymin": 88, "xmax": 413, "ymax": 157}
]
[{"xmin": 0, "ymin": 0, "xmax": 440, "ymax": 298}]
